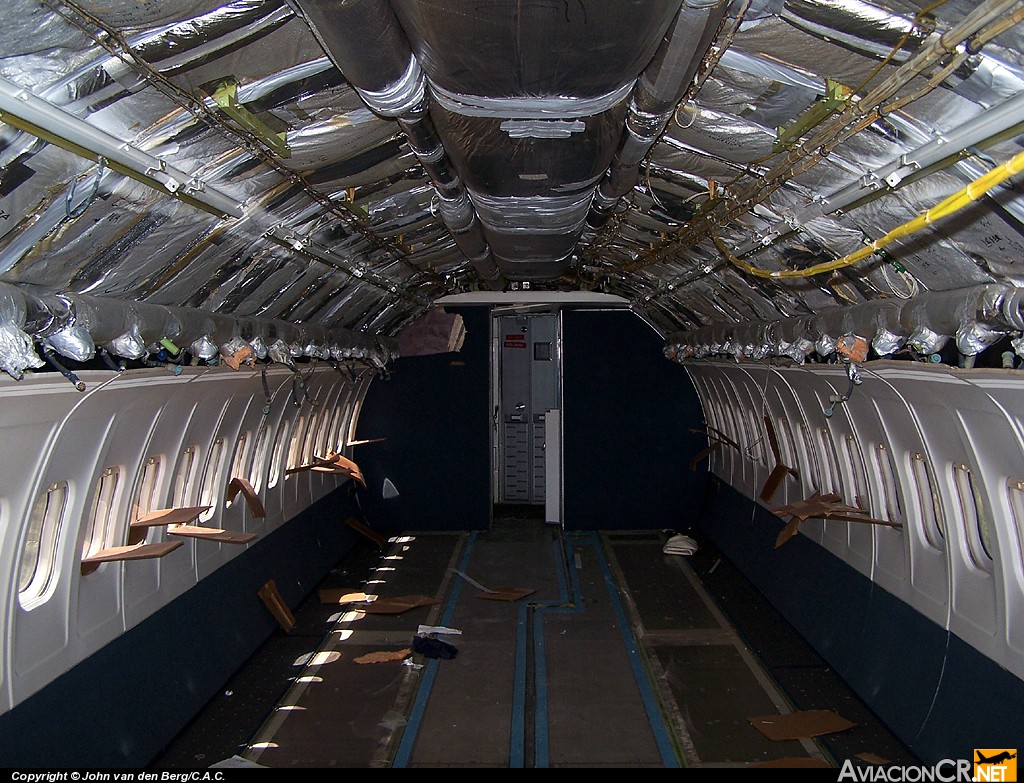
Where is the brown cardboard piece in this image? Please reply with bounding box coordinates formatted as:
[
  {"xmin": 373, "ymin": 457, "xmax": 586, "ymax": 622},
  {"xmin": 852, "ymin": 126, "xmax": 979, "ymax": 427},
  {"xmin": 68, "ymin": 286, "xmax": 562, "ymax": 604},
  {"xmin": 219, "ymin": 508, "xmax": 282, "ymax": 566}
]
[
  {"xmin": 227, "ymin": 477, "xmax": 266, "ymax": 517},
  {"xmin": 169, "ymin": 525, "xmax": 258, "ymax": 544},
  {"xmin": 344, "ymin": 516, "xmax": 387, "ymax": 548},
  {"xmin": 353, "ymin": 649, "xmax": 412, "ymax": 664},
  {"xmin": 132, "ymin": 506, "xmax": 209, "ymax": 527},
  {"xmin": 258, "ymin": 579, "xmax": 295, "ymax": 632},
  {"xmin": 747, "ymin": 709, "xmax": 855, "ymax": 740}
]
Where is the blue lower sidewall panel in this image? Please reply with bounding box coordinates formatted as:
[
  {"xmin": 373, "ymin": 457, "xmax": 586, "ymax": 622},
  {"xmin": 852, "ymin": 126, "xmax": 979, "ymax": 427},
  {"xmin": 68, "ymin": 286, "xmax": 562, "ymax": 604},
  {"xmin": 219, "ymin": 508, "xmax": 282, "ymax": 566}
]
[
  {"xmin": 0, "ymin": 485, "xmax": 360, "ymax": 768},
  {"xmin": 698, "ymin": 478, "xmax": 1024, "ymax": 766}
]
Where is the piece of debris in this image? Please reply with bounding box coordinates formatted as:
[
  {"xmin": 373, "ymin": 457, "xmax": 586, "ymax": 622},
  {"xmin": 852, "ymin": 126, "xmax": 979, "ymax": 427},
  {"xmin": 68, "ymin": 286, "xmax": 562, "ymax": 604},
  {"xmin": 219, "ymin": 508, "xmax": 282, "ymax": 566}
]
[
  {"xmin": 475, "ymin": 587, "xmax": 536, "ymax": 601},
  {"xmin": 451, "ymin": 569, "xmax": 535, "ymax": 601},
  {"xmin": 210, "ymin": 755, "xmax": 267, "ymax": 768},
  {"xmin": 344, "ymin": 515, "xmax": 387, "ymax": 548},
  {"xmin": 412, "ymin": 634, "xmax": 458, "ymax": 659},
  {"xmin": 663, "ymin": 533, "xmax": 698, "ymax": 555},
  {"xmin": 418, "ymin": 624, "xmax": 462, "ymax": 635},
  {"xmin": 353, "ymin": 648, "xmax": 412, "ymax": 664},
  {"xmin": 747, "ymin": 709, "xmax": 856, "ymax": 740},
  {"xmin": 318, "ymin": 588, "xmax": 368, "ymax": 604},
  {"xmin": 358, "ymin": 594, "xmax": 440, "ymax": 614},
  {"xmin": 771, "ymin": 491, "xmax": 900, "ymax": 548},
  {"xmin": 258, "ymin": 579, "xmax": 296, "ymax": 632}
]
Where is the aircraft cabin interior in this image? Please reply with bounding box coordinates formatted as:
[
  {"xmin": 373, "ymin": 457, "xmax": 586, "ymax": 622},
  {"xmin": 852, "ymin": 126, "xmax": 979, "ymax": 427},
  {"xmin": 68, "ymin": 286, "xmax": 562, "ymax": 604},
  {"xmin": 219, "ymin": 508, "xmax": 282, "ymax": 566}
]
[{"xmin": 1, "ymin": 0, "xmax": 1023, "ymax": 770}]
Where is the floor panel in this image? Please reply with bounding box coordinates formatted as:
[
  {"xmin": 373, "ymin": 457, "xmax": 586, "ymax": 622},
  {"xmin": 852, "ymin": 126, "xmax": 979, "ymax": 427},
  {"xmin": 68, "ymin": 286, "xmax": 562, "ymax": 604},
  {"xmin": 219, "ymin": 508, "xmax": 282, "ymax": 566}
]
[{"xmin": 150, "ymin": 511, "xmax": 920, "ymax": 769}]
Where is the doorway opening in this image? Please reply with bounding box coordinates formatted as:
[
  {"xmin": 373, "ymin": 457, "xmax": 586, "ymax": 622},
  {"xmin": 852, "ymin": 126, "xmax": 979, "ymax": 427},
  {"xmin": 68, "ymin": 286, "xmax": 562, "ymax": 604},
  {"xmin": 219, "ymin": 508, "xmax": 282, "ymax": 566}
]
[{"xmin": 491, "ymin": 310, "xmax": 562, "ymax": 526}]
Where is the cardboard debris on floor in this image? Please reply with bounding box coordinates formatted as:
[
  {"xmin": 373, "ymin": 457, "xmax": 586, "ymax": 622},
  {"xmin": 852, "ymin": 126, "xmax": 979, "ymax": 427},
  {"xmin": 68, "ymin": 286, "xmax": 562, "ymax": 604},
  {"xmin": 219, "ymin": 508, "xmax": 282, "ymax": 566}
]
[
  {"xmin": 748, "ymin": 757, "xmax": 833, "ymax": 768},
  {"xmin": 474, "ymin": 586, "xmax": 536, "ymax": 601},
  {"xmin": 318, "ymin": 588, "xmax": 368, "ymax": 604},
  {"xmin": 747, "ymin": 709, "xmax": 856, "ymax": 740},
  {"xmin": 357, "ymin": 594, "xmax": 440, "ymax": 614},
  {"xmin": 353, "ymin": 648, "xmax": 412, "ymax": 664}
]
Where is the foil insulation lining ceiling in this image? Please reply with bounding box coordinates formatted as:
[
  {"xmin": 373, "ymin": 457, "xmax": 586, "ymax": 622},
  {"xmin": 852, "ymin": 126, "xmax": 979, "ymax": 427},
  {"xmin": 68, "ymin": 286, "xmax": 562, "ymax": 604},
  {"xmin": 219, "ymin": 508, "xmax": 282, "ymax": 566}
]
[{"xmin": 1, "ymin": 0, "xmax": 1024, "ymax": 373}]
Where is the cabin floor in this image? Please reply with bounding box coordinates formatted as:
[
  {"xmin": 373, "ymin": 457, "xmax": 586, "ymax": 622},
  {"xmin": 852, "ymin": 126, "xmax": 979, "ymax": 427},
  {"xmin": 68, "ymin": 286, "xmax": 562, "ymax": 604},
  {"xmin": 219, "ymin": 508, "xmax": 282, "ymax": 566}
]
[{"xmin": 148, "ymin": 506, "xmax": 920, "ymax": 769}]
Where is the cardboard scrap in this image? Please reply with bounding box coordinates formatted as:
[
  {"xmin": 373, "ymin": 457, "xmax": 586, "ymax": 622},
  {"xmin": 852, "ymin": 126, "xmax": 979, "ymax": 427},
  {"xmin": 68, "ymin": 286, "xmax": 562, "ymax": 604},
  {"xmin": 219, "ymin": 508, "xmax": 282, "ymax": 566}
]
[
  {"xmin": 396, "ymin": 307, "xmax": 466, "ymax": 356},
  {"xmin": 772, "ymin": 491, "xmax": 899, "ymax": 548},
  {"xmin": 226, "ymin": 477, "xmax": 266, "ymax": 518},
  {"xmin": 345, "ymin": 516, "xmax": 387, "ymax": 549},
  {"xmin": 222, "ymin": 344, "xmax": 254, "ymax": 370},
  {"xmin": 258, "ymin": 579, "xmax": 296, "ymax": 632},
  {"xmin": 353, "ymin": 648, "xmax": 412, "ymax": 664},
  {"xmin": 748, "ymin": 757, "xmax": 833, "ymax": 768},
  {"xmin": 357, "ymin": 594, "xmax": 440, "ymax": 614},
  {"xmin": 474, "ymin": 587, "xmax": 536, "ymax": 602},
  {"xmin": 318, "ymin": 588, "xmax": 368, "ymax": 604},
  {"xmin": 132, "ymin": 506, "xmax": 209, "ymax": 528},
  {"xmin": 748, "ymin": 710, "xmax": 856, "ymax": 741}
]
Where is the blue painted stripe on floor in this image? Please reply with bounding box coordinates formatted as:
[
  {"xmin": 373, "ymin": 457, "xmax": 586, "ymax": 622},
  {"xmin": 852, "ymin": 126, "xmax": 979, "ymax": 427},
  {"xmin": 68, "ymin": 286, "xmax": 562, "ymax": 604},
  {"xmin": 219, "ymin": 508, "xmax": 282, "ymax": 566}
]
[
  {"xmin": 510, "ymin": 600, "xmax": 529, "ymax": 768},
  {"xmin": 582, "ymin": 532, "xmax": 681, "ymax": 767},
  {"xmin": 532, "ymin": 535, "xmax": 584, "ymax": 768},
  {"xmin": 391, "ymin": 532, "xmax": 477, "ymax": 768}
]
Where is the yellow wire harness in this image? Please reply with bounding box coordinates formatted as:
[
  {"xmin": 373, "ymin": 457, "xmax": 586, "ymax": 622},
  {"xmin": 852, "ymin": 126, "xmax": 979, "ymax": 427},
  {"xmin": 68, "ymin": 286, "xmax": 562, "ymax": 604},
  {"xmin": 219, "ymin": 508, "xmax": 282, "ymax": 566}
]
[{"xmin": 712, "ymin": 148, "xmax": 1024, "ymax": 280}]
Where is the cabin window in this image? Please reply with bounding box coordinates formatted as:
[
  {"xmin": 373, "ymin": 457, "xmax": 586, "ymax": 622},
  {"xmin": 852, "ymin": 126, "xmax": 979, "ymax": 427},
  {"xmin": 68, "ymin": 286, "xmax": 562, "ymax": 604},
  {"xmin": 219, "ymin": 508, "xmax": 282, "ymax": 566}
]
[
  {"xmin": 226, "ymin": 433, "xmax": 248, "ymax": 508},
  {"xmin": 817, "ymin": 428, "xmax": 842, "ymax": 496},
  {"xmin": 250, "ymin": 422, "xmax": 271, "ymax": 494},
  {"xmin": 132, "ymin": 457, "xmax": 163, "ymax": 520},
  {"xmin": 754, "ymin": 411, "xmax": 770, "ymax": 465},
  {"xmin": 740, "ymin": 408, "xmax": 760, "ymax": 463},
  {"xmin": 798, "ymin": 422, "xmax": 821, "ymax": 492},
  {"xmin": 198, "ymin": 438, "xmax": 226, "ymax": 523},
  {"xmin": 722, "ymin": 405, "xmax": 743, "ymax": 454},
  {"xmin": 318, "ymin": 404, "xmax": 339, "ymax": 457},
  {"xmin": 231, "ymin": 432, "xmax": 249, "ymax": 479},
  {"xmin": 910, "ymin": 452, "xmax": 944, "ymax": 549},
  {"xmin": 19, "ymin": 481, "xmax": 68, "ymax": 607},
  {"xmin": 268, "ymin": 420, "xmax": 291, "ymax": 490},
  {"xmin": 82, "ymin": 467, "xmax": 122, "ymax": 561},
  {"xmin": 346, "ymin": 395, "xmax": 366, "ymax": 448},
  {"xmin": 874, "ymin": 443, "xmax": 902, "ymax": 527},
  {"xmin": 704, "ymin": 401, "xmax": 723, "ymax": 440},
  {"xmin": 776, "ymin": 417, "xmax": 796, "ymax": 470},
  {"xmin": 844, "ymin": 435, "xmax": 869, "ymax": 510},
  {"xmin": 286, "ymin": 415, "xmax": 307, "ymax": 476},
  {"xmin": 1006, "ymin": 479, "xmax": 1024, "ymax": 568},
  {"xmin": 173, "ymin": 446, "xmax": 199, "ymax": 507},
  {"xmin": 303, "ymin": 410, "xmax": 322, "ymax": 461},
  {"xmin": 953, "ymin": 463, "xmax": 993, "ymax": 570}
]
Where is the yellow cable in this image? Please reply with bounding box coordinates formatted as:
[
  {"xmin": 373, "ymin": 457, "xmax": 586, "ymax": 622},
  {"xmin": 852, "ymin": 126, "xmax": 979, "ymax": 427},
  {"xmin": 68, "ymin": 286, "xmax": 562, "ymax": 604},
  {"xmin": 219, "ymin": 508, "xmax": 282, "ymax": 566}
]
[{"xmin": 713, "ymin": 148, "xmax": 1024, "ymax": 279}]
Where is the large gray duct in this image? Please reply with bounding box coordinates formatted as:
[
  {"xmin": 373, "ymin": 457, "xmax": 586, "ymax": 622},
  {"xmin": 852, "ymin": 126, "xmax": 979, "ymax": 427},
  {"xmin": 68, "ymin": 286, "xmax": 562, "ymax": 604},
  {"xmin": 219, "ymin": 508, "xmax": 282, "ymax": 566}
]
[
  {"xmin": 294, "ymin": 0, "xmax": 505, "ymax": 290},
  {"xmin": 589, "ymin": 0, "xmax": 729, "ymax": 228},
  {"xmin": 298, "ymin": 0, "xmax": 689, "ymax": 283}
]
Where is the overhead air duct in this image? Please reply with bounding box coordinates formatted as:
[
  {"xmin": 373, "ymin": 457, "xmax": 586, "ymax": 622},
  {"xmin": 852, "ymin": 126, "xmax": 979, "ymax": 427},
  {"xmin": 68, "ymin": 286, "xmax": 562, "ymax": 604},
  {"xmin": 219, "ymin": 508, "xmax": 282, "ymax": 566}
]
[
  {"xmin": 588, "ymin": 0, "xmax": 729, "ymax": 228},
  {"xmin": 294, "ymin": 0, "xmax": 505, "ymax": 290},
  {"xmin": 297, "ymin": 0, "xmax": 692, "ymax": 284}
]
